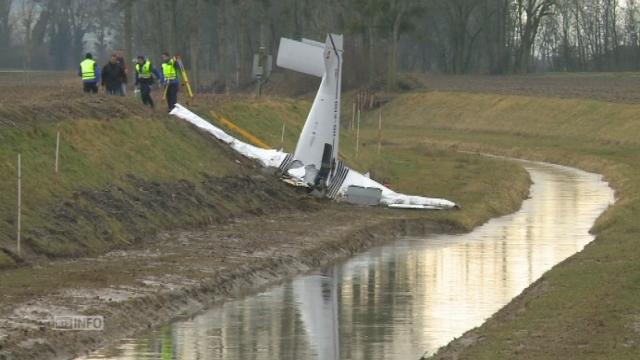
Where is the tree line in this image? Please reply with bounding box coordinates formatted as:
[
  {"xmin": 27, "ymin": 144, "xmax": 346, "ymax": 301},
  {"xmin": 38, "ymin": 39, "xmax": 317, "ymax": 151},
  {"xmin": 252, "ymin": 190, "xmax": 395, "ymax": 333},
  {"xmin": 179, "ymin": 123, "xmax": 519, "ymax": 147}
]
[{"xmin": 0, "ymin": 0, "xmax": 638, "ymax": 90}]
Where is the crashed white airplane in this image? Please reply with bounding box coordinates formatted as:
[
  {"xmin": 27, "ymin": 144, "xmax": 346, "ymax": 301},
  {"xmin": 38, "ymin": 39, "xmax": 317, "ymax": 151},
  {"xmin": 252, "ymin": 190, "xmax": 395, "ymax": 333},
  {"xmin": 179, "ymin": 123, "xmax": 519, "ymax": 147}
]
[{"xmin": 170, "ymin": 34, "xmax": 457, "ymax": 210}]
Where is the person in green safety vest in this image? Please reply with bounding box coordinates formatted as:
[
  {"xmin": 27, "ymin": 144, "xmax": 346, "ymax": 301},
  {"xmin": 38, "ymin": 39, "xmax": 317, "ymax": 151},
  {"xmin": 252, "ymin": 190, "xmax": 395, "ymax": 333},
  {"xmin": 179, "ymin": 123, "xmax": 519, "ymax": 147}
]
[
  {"xmin": 77, "ymin": 53, "xmax": 100, "ymax": 93},
  {"xmin": 160, "ymin": 52, "xmax": 180, "ymax": 112},
  {"xmin": 134, "ymin": 55, "xmax": 161, "ymax": 108}
]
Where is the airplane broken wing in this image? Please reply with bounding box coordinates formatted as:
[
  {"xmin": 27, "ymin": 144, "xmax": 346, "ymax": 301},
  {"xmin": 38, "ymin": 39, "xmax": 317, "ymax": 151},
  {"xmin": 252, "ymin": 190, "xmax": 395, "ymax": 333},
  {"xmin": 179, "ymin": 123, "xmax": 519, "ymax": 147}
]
[
  {"xmin": 169, "ymin": 104, "xmax": 457, "ymax": 210},
  {"xmin": 170, "ymin": 104, "xmax": 288, "ymax": 168}
]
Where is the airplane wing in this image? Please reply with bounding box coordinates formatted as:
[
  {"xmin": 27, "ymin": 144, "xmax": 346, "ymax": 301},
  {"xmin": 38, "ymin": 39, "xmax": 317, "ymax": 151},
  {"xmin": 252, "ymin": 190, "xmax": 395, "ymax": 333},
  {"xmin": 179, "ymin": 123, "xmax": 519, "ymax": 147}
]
[
  {"xmin": 170, "ymin": 104, "xmax": 288, "ymax": 169},
  {"xmin": 169, "ymin": 105, "xmax": 457, "ymax": 210}
]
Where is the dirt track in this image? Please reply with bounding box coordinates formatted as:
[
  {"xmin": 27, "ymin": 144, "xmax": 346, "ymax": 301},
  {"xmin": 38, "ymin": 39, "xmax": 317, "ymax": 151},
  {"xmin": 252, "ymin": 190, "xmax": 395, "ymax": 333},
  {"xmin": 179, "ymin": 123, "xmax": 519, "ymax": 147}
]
[{"xmin": 0, "ymin": 205, "xmax": 460, "ymax": 360}]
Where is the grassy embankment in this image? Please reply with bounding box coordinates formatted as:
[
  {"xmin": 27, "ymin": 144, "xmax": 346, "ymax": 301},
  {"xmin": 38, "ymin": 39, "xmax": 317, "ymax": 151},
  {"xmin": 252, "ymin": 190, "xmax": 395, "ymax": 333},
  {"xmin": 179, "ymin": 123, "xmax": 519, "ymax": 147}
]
[
  {"xmin": 353, "ymin": 91, "xmax": 639, "ymax": 359},
  {"xmin": 0, "ymin": 91, "xmax": 529, "ymax": 270},
  {"xmin": 0, "ymin": 96, "xmax": 306, "ymax": 268}
]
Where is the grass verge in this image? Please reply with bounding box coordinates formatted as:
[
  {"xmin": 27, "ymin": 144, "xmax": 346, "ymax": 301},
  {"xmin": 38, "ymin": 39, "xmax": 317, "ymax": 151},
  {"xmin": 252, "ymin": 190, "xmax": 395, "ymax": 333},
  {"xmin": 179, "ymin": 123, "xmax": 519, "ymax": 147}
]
[{"xmin": 354, "ymin": 90, "xmax": 640, "ymax": 359}]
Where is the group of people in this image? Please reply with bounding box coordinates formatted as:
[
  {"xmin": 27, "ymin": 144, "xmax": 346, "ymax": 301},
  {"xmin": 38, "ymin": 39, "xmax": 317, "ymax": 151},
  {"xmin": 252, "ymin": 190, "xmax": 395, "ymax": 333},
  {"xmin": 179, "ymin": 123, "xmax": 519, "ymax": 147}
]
[{"xmin": 78, "ymin": 49, "xmax": 183, "ymax": 112}]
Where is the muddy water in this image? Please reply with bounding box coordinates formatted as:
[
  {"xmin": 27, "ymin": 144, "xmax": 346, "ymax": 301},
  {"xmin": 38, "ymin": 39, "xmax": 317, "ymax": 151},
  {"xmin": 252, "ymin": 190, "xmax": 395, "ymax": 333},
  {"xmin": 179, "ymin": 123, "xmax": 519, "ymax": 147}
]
[{"xmin": 80, "ymin": 161, "xmax": 614, "ymax": 360}]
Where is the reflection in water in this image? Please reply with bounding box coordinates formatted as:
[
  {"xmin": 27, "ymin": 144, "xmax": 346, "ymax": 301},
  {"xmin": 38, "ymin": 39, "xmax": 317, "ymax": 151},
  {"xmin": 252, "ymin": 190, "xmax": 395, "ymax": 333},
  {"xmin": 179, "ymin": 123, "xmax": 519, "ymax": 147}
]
[{"xmin": 80, "ymin": 162, "xmax": 614, "ymax": 360}]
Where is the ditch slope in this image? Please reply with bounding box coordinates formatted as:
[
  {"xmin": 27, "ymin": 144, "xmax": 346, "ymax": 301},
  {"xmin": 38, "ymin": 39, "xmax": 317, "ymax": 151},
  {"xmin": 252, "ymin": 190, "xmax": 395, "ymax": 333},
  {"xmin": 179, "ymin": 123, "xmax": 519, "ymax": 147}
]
[{"xmin": 0, "ymin": 85, "xmax": 530, "ymax": 360}]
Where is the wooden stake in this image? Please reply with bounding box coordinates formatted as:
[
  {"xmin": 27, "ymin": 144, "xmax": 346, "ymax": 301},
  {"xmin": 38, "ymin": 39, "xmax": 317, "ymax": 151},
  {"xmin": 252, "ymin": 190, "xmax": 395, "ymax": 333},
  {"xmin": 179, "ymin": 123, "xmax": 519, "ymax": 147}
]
[
  {"xmin": 55, "ymin": 131, "xmax": 60, "ymax": 173},
  {"xmin": 356, "ymin": 109, "xmax": 361, "ymax": 159},
  {"xmin": 17, "ymin": 154, "xmax": 21, "ymax": 257},
  {"xmin": 351, "ymin": 102, "xmax": 356, "ymax": 131},
  {"xmin": 281, "ymin": 120, "xmax": 286, "ymax": 150},
  {"xmin": 378, "ymin": 106, "xmax": 382, "ymax": 155}
]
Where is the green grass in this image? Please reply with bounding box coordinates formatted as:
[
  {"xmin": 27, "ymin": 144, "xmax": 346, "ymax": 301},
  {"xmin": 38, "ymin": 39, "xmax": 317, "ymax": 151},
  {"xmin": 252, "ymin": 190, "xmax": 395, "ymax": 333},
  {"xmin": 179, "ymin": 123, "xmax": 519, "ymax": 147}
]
[
  {"xmin": 0, "ymin": 95, "xmax": 531, "ymax": 269},
  {"xmin": 207, "ymin": 98, "xmax": 309, "ymax": 153},
  {"xmin": 0, "ymin": 112, "xmax": 253, "ymax": 265},
  {"xmin": 353, "ymin": 90, "xmax": 640, "ymax": 359}
]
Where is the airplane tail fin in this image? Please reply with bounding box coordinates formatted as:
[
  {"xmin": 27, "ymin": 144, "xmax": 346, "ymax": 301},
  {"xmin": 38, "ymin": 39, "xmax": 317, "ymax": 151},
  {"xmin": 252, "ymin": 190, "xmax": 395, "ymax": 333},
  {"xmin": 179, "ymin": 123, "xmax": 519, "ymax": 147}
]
[
  {"xmin": 276, "ymin": 38, "xmax": 325, "ymax": 77},
  {"xmin": 277, "ymin": 34, "xmax": 344, "ymax": 190}
]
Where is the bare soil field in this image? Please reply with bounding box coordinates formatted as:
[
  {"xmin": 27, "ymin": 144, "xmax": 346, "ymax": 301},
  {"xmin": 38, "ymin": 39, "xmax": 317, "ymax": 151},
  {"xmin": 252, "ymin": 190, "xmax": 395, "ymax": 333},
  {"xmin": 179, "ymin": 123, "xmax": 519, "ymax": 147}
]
[
  {"xmin": 419, "ymin": 72, "xmax": 640, "ymax": 104},
  {"xmin": 0, "ymin": 72, "xmax": 76, "ymax": 102}
]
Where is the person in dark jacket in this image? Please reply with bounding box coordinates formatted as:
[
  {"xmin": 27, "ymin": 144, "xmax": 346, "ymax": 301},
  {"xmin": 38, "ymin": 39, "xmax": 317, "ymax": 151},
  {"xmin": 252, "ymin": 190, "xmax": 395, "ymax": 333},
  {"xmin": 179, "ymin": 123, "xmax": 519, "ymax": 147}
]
[
  {"xmin": 78, "ymin": 53, "xmax": 100, "ymax": 93},
  {"xmin": 101, "ymin": 54, "xmax": 127, "ymax": 96},
  {"xmin": 160, "ymin": 52, "xmax": 181, "ymax": 112},
  {"xmin": 115, "ymin": 48, "xmax": 128, "ymax": 95},
  {"xmin": 134, "ymin": 55, "xmax": 161, "ymax": 108}
]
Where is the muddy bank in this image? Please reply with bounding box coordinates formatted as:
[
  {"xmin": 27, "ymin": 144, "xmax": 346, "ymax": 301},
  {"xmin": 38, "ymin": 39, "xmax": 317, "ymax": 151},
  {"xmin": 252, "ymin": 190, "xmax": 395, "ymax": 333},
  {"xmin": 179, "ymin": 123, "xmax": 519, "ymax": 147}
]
[
  {"xmin": 0, "ymin": 207, "xmax": 463, "ymax": 360},
  {"xmin": 25, "ymin": 173, "xmax": 310, "ymax": 259}
]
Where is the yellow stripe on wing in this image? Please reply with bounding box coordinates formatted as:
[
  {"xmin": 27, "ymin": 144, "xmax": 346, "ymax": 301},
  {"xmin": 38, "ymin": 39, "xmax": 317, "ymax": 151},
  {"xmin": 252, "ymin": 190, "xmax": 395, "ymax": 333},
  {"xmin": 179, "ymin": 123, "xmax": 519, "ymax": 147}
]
[{"xmin": 210, "ymin": 111, "xmax": 271, "ymax": 149}]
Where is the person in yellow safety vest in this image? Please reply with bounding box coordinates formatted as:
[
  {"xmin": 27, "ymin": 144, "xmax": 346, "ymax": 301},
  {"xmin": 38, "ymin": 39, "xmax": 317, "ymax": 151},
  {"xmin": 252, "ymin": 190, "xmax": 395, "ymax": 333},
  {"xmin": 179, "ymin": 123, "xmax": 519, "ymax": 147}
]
[
  {"xmin": 161, "ymin": 52, "xmax": 180, "ymax": 112},
  {"xmin": 77, "ymin": 53, "xmax": 100, "ymax": 93},
  {"xmin": 134, "ymin": 55, "xmax": 161, "ymax": 108}
]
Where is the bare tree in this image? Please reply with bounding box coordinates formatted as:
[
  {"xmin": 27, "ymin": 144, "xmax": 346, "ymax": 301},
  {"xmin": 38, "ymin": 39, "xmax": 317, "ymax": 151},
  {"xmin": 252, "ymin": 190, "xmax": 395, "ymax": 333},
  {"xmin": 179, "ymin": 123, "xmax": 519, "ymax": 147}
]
[
  {"xmin": 66, "ymin": 0, "xmax": 94, "ymax": 63},
  {"xmin": 515, "ymin": 0, "xmax": 556, "ymax": 73},
  {"xmin": 440, "ymin": 0, "xmax": 483, "ymax": 73},
  {"xmin": 387, "ymin": 0, "xmax": 419, "ymax": 87},
  {"xmin": 3, "ymin": 0, "xmax": 640, "ymax": 78},
  {"xmin": 92, "ymin": 0, "xmax": 115, "ymax": 60},
  {"xmin": 0, "ymin": 0, "xmax": 12, "ymax": 54},
  {"xmin": 17, "ymin": 0, "xmax": 39, "ymax": 69}
]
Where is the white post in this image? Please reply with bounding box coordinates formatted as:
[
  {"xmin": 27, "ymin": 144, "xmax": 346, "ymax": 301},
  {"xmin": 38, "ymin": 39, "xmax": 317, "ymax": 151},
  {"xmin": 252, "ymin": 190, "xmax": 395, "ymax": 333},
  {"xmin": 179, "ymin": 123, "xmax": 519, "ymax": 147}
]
[
  {"xmin": 355, "ymin": 109, "xmax": 361, "ymax": 159},
  {"xmin": 378, "ymin": 106, "xmax": 382, "ymax": 155},
  {"xmin": 351, "ymin": 102, "xmax": 356, "ymax": 131},
  {"xmin": 55, "ymin": 131, "xmax": 60, "ymax": 173},
  {"xmin": 281, "ymin": 120, "xmax": 286, "ymax": 150},
  {"xmin": 17, "ymin": 154, "xmax": 21, "ymax": 257}
]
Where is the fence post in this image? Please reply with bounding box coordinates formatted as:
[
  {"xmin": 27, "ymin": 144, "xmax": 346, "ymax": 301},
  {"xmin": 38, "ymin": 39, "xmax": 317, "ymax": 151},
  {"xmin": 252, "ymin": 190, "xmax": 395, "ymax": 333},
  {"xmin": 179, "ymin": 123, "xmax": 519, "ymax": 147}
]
[
  {"xmin": 351, "ymin": 102, "xmax": 356, "ymax": 131},
  {"xmin": 17, "ymin": 154, "xmax": 21, "ymax": 257},
  {"xmin": 378, "ymin": 106, "xmax": 382, "ymax": 155},
  {"xmin": 280, "ymin": 121, "xmax": 286, "ymax": 150},
  {"xmin": 55, "ymin": 131, "xmax": 60, "ymax": 173},
  {"xmin": 355, "ymin": 108, "xmax": 361, "ymax": 159}
]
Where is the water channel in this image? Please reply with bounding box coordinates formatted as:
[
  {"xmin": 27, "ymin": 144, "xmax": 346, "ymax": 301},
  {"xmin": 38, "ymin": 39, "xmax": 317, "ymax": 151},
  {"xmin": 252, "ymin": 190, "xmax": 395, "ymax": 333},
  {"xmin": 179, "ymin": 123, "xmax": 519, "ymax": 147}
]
[{"xmin": 80, "ymin": 160, "xmax": 614, "ymax": 360}]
